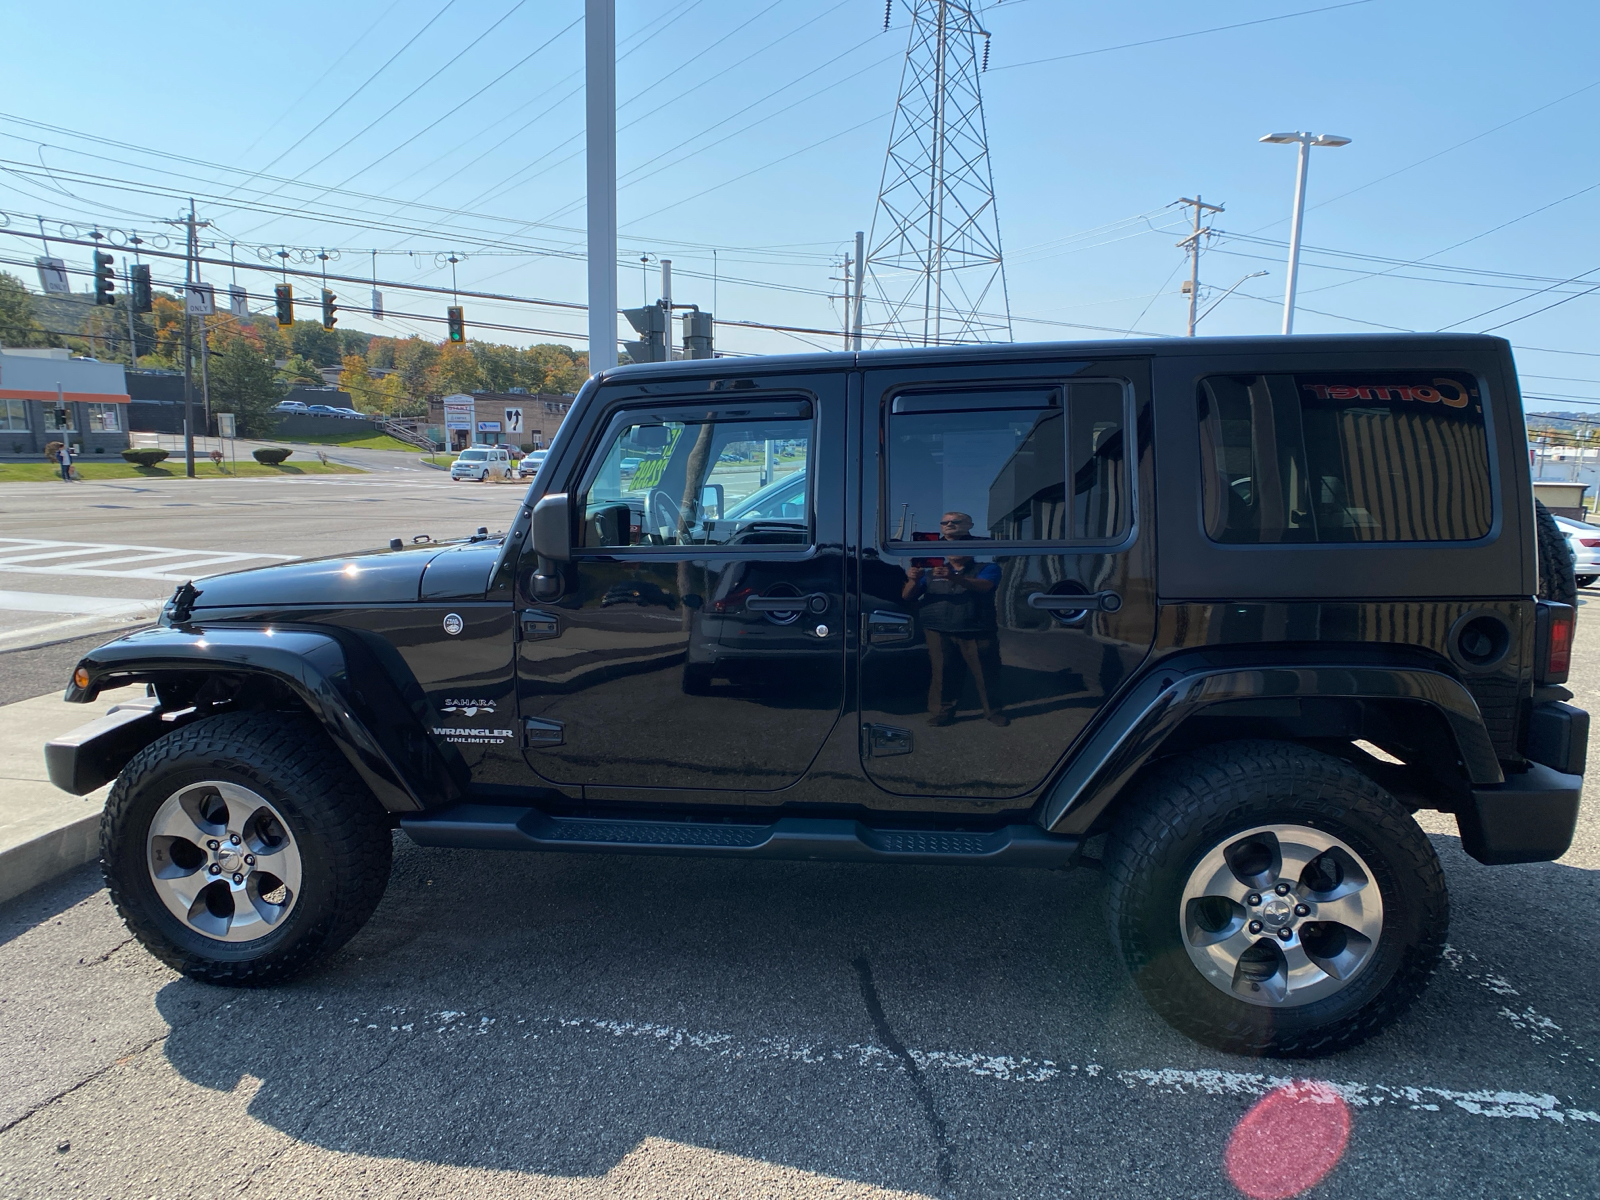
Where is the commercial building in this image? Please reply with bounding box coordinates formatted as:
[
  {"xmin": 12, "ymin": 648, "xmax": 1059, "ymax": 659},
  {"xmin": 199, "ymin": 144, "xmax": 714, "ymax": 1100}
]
[
  {"xmin": 429, "ymin": 390, "xmax": 574, "ymax": 451},
  {"xmin": 0, "ymin": 349, "xmax": 130, "ymax": 456}
]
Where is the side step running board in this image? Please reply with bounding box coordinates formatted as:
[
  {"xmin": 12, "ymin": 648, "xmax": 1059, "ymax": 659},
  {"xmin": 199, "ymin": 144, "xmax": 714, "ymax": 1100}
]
[{"xmin": 400, "ymin": 805, "xmax": 1080, "ymax": 869}]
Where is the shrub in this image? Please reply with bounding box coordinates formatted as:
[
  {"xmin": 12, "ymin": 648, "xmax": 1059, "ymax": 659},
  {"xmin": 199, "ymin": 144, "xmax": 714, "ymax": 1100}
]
[
  {"xmin": 120, "ymin": 448, "xmax": 170, "ymax": 467},
  {"xmin": 252, "ymin": 447, "xmax": 293, "ymax": 465}
]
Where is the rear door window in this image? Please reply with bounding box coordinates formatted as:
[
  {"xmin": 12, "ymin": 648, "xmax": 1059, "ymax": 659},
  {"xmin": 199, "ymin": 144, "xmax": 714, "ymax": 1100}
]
[
  {"xmin": 884, "ymin": 382, "xmax": 1131, "ymax": 547},
  {"xmin": 1198, "ymin": 372, "xmax": 1492, "ymax": 543}
]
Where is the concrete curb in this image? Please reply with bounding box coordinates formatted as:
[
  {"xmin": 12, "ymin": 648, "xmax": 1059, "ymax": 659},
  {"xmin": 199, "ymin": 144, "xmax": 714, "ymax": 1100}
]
[{"xmin": 0, "ymin": 812, "xmax": 100, "ymax": 906}]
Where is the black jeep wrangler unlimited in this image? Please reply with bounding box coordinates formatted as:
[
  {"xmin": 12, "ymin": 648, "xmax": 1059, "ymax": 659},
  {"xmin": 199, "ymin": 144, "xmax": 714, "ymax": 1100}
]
[{"xmin": 48, "ymin": 333, "xmax": 1586, "ymax": 1057}]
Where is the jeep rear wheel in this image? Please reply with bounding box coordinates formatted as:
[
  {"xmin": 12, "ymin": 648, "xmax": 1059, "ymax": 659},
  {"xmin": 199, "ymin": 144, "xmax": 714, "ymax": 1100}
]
[
  {"xmin": 1105, "ymin": 740, "xmax": 1448, "ymax": 1057},
  {"xmin": 102, "ymin": 712, "xmax": 392, "ymax": 986}
]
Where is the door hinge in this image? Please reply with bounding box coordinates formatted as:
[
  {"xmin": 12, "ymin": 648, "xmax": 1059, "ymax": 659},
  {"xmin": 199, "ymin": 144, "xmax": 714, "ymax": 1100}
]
[
  {"xmin": 524, "ymin": 717, "xmax": 564, "ymax": 747},
  {"xmin": 863, "ymin": 723, "xmax": 913, "ymax": 757},
  {"xmin": 519, "ymin": 609, "xmax": 561, "ymax": 640},
  {"xmin": 864, "ymin": 610, "xmax": 914, "ymax": 646}
]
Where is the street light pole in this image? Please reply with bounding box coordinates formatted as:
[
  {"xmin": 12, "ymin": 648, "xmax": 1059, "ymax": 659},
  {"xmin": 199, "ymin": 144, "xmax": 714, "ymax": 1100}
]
[
  {"xmin": 1260, "ymin": 131, "xmax": 1350, "ymax": 335},
  {"xmin": 585, "ymin": 0, "xmax": 618, "ymax": 374}
]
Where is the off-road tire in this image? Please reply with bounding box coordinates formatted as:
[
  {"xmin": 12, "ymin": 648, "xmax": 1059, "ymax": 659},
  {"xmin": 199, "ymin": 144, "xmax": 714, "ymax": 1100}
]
[
  {"xmin": 1104, "ymin": 739, "xmax": 1448, "ymax": 1057},
  {"xmin": 102, "ymin": 711, "xmax": 392, "ymax": 986},
  {"xmin": 1536, "ymin": 498, "xmax": 1577, "ymax": 606}
]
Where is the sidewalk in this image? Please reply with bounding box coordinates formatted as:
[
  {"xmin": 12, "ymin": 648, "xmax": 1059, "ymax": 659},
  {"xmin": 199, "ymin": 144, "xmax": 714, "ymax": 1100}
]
[{"xmin": 0, "ymin": 684, "xmax": 141, "ymax": 905}]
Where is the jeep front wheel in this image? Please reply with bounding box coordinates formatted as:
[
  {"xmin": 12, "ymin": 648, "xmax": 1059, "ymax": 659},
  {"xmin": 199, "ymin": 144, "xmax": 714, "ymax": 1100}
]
[
  {"xmin": 101, "ymin": 712, "xmax": 392, "ymax": 986},
  {"xmin": 1105, "ymin": 740, "xmax": 1448, "ymax": 1057}
]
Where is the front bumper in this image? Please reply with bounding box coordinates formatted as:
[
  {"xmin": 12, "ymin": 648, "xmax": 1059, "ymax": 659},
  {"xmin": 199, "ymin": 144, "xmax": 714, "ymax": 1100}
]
[{"xmin": 45, "ymin": 699, "xmax": 164, "ymax": 795}]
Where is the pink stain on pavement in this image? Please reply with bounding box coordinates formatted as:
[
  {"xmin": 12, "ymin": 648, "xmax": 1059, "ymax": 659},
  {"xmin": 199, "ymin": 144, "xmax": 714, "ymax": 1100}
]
[{"xmin": 1224, "ymin": 1080, "xmax": 1352, "ymax": 1200}]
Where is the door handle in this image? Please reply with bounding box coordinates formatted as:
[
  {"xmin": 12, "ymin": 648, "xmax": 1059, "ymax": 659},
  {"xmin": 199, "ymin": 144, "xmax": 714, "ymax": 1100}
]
[
  {"xmin": 519, "ymin": 609, "xmax": 562, "ymax": 639},
  {"xmin": 865, "ymin": 609, "xmax": 915, "ymax": 645},
  {"xmin": 745, "ymin": 592, "xmax": 829, "ymax": 614},
  {"xmin": 1027, "ymin": 590, "xmax": 1123, "ymax": 614}
]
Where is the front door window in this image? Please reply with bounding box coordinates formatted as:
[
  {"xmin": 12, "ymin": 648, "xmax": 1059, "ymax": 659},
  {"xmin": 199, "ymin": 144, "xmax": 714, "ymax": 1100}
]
[{"xmin": 517, "ymin": 387, "xmax": 844, "ymax": 797}]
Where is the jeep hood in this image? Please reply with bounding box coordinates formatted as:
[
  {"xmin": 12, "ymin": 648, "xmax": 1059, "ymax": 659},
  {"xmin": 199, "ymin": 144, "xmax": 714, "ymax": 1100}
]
[{"xmin": 183, "ymin": 540, "xmax": 502, "ymax": 609}]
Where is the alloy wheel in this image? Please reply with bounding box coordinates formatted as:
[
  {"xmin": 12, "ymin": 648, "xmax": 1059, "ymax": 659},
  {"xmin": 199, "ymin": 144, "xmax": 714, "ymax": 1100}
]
[
  {"xmin": 1178, "ymin": 824, "xmax": 1384, "ymax": 1007},
  {"xmin": 145, "ymin": 782, "xmax": 302, "ymax": 942}
]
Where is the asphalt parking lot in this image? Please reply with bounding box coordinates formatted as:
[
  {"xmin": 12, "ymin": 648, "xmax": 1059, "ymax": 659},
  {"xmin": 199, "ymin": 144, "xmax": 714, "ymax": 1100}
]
[{"xmin": 0, "ymin": 492, "xmax": 1597, "ymax": 1197}]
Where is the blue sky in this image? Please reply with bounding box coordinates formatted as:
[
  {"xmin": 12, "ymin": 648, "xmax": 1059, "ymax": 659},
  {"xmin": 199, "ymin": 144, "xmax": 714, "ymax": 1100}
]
[{"xmin": 2, "ymin": 1, "xmax": 1597, "ymax": 405}]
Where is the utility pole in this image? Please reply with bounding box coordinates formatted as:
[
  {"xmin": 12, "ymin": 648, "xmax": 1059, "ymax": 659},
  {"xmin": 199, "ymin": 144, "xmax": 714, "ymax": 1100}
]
[
  {"xmin": 841, "ymin": 249, "xmax": 853, "ymax": 349},
  {"xmin": 660, "ymin": 258, "xmax": 672, "ymax": 358},
  {"xmin": 123, "ymin": 259, "xmax": 137, "ymax": 367},
  {"xmin": 585, "ymin": 0, "xmax": 618, "ymax": 373},
  {"xmin": 182, "ymin": 202, "xmax": 197, "ymax": 478},
  {"xmin": 1175, "ymin": 196, "xmax": 1224, "ymax": 337},
  {"xmin": 852, "ymin": 230, "xmax": 865, "ymax": 350}
]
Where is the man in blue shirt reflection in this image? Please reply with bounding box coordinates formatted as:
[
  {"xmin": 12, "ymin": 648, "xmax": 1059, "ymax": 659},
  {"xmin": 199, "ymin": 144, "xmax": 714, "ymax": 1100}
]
[{"xmin": 902, "ymin": 512, "xmax": 1008, "ymax": 727}]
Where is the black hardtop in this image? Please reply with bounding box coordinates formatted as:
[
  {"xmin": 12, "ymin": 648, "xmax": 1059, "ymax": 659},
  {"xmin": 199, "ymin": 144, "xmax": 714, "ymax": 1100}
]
[{"xmin": 599, "ymin": 332, "xmax": 1517, "ymax": 384}]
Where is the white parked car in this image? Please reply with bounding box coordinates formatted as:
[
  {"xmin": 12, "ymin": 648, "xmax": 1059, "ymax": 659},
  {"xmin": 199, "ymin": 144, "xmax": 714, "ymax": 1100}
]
[
  {"xmin": 517, "ymin": 449, "xmax": 548, "ymax": 478},
  {"xmin": 1554, "ymin": 514, "xmax": 1600, "ymax": 588},
  {"xmin": 271, "ymin": 400, "xmax": 309, "ymax": 414},
  {"xmin": 450, "ymin": 447, "xmax": 511, "ymax": 482}
]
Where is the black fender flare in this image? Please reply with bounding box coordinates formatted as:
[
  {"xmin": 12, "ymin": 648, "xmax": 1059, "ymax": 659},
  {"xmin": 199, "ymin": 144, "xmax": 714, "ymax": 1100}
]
[
  {"xmin": 1040, "ymin": 663, "xmax": 1503, "ymax": 835},
  {"xmin": 61, "ymin": 626, "xmax": 425, "ymax": 812}
]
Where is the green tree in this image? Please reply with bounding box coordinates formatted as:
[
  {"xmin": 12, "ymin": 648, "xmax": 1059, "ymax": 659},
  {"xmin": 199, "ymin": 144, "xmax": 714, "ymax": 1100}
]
[
  {"xmin": 0, "ymin": 271, "xmax": 54, "ymax": 347},
  {"xmin": 394, "ymin": 337, "xmax": 440, "ymax": 397},
  {"xmin": 366, "ymin": 336, "xmax": 397, "ymax": 370},
  {"xmin": 288, "ymin": 320, "xmax": 342, "ymax": 366},
  {"xmin": 211, "ymin": 337, "xmax": 285, "ymax": 437},
  {"xmin": 280, "ymin": 354, "xmax": 324, "ymax": 385},
  {"xmin": 338, "ymin": 328, "xmax": 371, "ymax": 357}
]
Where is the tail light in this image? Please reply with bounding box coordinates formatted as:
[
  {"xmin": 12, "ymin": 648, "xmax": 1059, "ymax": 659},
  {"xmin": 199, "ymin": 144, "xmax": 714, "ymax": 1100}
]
[
  {"xmin": 1535, "ymin": 601, "xmax": 1575, "ymax": 685},
  {"xmin": 1582, "ymin": 538, "xmax": 1600, "ymax": 548}
]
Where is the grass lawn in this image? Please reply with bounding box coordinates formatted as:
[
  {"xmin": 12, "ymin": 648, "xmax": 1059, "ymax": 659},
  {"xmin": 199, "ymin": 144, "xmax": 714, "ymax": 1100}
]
[
  {"xmin": 273, "ymin": 431, "xmax": 422, "ymax": 451},
  {"xmin": 0, "ymin": 459, "xmax": 364, "ymax": 483}
]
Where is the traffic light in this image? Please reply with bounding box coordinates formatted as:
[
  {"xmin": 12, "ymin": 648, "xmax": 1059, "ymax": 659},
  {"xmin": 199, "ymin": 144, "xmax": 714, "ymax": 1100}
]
[
  {"xmin": 274, "ymin": 284, "xmax": 293, "ymax": 327},
  {"xmin": 93, "ymin": 252, "xmax": 115, "ymax": 306},
  {"xmin": 682, "ymin": 309, "xmax": 714, "ymax": 359},
  {"xmin": 447, "ymin": 305, "xmax": 465, "ymax": 343},
  {"xmin": 321, "ymin": 288, "xmax": 337, "ymax": 330},
  {"xmin": 622, "ymin": 304, "xmax": 667, "ymax": 363},
  {"xmin": 130, "ymin": 264, "xmax": 152, "ymax": 313}
]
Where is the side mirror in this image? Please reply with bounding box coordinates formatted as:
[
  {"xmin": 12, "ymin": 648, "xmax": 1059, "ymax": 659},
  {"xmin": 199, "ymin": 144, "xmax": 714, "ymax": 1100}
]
[
  {"xmin": 701, "ymin": 483, "xmax": 724, "ymax": 519},
  {"xmin": 531, "ymin": 493, "xmax": 571, "ymax": 562}
]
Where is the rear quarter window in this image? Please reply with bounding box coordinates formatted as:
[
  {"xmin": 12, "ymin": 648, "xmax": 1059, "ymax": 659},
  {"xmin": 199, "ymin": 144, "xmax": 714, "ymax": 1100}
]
[{"xmin": 1198, "ymin": 372, "xmax": 1491, "ymax": 544}]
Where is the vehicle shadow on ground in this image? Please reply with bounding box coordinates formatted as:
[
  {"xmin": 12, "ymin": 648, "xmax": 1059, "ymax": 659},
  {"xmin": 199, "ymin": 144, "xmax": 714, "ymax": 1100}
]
[{"xmin": 146, "ymin": 833, "xmax": 1600, "ymax": 1194}]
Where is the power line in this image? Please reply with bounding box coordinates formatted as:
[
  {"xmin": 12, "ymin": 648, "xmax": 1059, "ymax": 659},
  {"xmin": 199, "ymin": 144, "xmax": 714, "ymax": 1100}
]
[
  {"xmin": 234, "ymin": 0, "xmax": 460, "ymax": 191},
  {"xmin": 1437, "ymin": 263, "xmax": 1600, "ymax": 332},
  {"xmin": 236, "ymin": 0, "xmax": 409, "ymax": 160},
  {"xmin": 988, "ymin": 0, "xmax": 1376, "ymax": 71},
  {"xmin": 1244, "ymin": 76, "xmax": 1600, "ymax": 235}
]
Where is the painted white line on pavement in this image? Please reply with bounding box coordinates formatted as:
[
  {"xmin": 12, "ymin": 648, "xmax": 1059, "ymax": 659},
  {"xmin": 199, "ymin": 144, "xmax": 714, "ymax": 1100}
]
[
  {"xmin": 0, "ymin": 591, "xmax": 157, "ymax": 615},
  {"xmin": 0, "ymin": 538, "xmax": 296, "ymax": 582},
  {"xmin": 1444, "ymin": 944, "xmax": 1596, "ymax": 1063},
  {"xmin": 340, "ymin": 1007, "xmax": 1600, "ymax": 1131}
]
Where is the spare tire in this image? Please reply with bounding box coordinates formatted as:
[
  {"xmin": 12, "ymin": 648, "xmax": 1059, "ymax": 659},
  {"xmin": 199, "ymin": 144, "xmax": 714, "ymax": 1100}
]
[{"xmin": 1536, "ymin": 499, "xmax": 1577, "ymax": 607}]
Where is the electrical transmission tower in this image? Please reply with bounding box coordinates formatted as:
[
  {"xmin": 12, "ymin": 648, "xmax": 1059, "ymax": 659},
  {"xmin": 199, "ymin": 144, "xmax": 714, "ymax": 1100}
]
[{"xmin": 862, "ymin": 0, "xmax": 1011, "ymax": 348}]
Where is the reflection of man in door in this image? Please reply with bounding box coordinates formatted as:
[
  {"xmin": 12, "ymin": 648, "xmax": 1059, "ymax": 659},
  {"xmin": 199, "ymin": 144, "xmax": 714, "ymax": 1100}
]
[{"xmin": 902, "ymin": 511, "xmax": 1007, "ymax": 726}]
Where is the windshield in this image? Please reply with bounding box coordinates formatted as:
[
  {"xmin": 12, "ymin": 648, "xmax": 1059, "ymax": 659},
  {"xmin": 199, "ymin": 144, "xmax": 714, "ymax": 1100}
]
[{"xmin": 457, "ymin": 450, "xmax": 487, "ymax": 461}]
